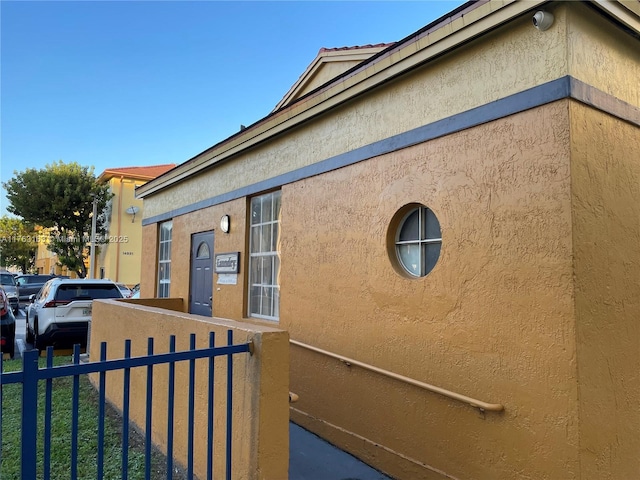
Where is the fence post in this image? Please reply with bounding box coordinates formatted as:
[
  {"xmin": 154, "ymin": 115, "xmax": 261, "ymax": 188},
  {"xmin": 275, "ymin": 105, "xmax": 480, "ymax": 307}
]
[{"xmin": 22, "ymin": 349, "xmax": 40, "ymax": 480}]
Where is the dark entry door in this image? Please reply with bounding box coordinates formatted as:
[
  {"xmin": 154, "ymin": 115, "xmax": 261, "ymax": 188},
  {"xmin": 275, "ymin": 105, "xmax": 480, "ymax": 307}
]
[{"xmin": 189, "ymin": 231, "xmax": 214, "ymax": 316}]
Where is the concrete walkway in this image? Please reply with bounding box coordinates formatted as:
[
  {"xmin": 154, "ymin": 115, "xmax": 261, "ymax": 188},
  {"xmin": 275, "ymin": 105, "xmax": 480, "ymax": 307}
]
[{"xmin": 289, "ymin": 422, "xmax": 392, "ymax": 480}]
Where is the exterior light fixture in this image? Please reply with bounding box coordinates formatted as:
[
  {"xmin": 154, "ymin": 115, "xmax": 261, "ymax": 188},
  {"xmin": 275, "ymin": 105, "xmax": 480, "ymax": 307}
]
[{"xmin": 220, "ymin": 214, "xmax": 230, "ymax": 233}]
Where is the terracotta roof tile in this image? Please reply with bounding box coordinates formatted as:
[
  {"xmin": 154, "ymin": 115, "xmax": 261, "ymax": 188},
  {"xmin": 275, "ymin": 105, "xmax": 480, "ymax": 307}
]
[
  {"xmin": 98, "ymin": 164, "xmax": 176, "ymax": 182},
  {"xmin": 318, "ymin": 43, "xmax": 395, "ymax": 54}
]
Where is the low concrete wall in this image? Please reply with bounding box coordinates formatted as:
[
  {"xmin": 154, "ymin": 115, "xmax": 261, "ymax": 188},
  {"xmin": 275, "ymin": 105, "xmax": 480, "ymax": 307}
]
[
  {"xmin": 89, "ymin": 299, "xmax": 290, "ymax": 480},
  {"xmin": 121, "ymin": 297, "xmax": 184, "ymax": 312}
]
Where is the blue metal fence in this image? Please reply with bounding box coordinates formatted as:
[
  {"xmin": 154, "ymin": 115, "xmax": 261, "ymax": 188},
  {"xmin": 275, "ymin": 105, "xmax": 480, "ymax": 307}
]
[{"xmin": 0, "ymin": 330, "xmax": 252, "ymax": 480}]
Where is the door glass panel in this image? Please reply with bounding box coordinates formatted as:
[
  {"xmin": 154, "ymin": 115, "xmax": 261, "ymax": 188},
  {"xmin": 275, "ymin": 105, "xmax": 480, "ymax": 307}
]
[{"xmin": 196, "ymin": 242, "xmax": 210, "ymax": 259}]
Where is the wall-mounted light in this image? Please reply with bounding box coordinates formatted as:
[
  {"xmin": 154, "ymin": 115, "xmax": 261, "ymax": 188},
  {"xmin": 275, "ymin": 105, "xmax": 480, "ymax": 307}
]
[{"xmin": 220, "ymin": 214, "xmax": 230, "ymax": 233}]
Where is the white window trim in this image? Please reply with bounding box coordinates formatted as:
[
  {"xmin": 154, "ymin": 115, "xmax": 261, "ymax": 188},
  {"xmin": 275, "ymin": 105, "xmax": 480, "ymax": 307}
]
[{"xmin": 248, "ymin": 191, "xmax": 281, "ymax": 321}]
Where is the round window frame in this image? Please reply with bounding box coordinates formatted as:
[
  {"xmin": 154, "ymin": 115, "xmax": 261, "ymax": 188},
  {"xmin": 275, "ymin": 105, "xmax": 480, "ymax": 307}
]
[{"xmin": 387, "ymin": 203, "xmax": 442, "ymax": 278}]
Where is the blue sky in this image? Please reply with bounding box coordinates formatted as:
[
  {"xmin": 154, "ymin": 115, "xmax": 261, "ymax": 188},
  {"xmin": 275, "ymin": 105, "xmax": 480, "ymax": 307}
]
[{"xmin": 1, "ymin": 0, "xmax": 463, "ymax": 217}]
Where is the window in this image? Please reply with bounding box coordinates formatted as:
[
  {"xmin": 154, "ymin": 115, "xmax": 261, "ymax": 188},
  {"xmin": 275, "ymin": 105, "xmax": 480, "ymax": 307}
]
[
  {"xmin": 157, "ymin": 220, "xmax": 173, "ymax": 298},
  {"xmin": 394, "ymin": 205, "xmax": 441, "ymax": 277},
  {"xmin": 248, "ymin": 191, "xmax": 281, "ymax": 321},
  {"xmin": 196, "ymin": 242, "xmax": 210, "ymax": 259}
]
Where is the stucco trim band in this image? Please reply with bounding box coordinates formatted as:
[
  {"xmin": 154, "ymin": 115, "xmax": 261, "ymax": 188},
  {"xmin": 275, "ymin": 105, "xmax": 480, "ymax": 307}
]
[{"xmin": 142, "ymin": 75, "xmax": 640, "ymax": 226}]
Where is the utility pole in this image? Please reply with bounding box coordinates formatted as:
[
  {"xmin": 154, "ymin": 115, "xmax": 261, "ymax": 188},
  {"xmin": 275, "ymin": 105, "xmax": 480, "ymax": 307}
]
[{"xmin": 89, "ymin": 197, "xmax": 97, "ymax": 279}]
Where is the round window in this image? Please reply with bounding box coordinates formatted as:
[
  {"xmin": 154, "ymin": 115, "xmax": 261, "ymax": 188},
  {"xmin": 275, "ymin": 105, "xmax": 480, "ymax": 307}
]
[{"xmin": 393, "ymin": 205, "xmax": 442, "ymax": 277}]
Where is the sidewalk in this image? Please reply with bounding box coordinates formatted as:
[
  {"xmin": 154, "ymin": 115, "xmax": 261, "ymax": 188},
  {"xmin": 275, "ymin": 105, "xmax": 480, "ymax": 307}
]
[{"xmin": 289, "ymin": 422, "xmax": 392, "ymax": 480}]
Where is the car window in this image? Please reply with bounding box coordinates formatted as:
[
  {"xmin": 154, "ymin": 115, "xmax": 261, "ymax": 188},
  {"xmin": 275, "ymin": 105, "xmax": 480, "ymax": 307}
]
[
  {"xmin": 0, "ymin": 274, "xmax": 16, "ymax": 286},
  {"xmin": 37, "ymin": 282, "xmax": 52, "ymax": 301},
  {"xmin": 32, "ymin": 275, "xmax": 52, "ymax": 283},
  {"xmin": 55, "ymin": 284, "xmax": 122, "ymax": 301}
]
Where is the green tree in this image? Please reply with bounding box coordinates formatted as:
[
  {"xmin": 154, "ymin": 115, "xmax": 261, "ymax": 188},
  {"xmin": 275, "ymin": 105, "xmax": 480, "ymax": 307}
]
[
  {"xmin": 3, "ymin": 161, "xmax": 112, "ymax": 278},
  {"xmin": 0, "ymin": 216, "xmax": 38, "ymax": 272}
]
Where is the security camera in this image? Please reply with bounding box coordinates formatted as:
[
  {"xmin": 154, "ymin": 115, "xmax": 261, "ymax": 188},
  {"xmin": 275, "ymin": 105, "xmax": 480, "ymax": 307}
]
[{"xmin": 532, "ymin": 11, "xmax": 554, "ymax": 31}]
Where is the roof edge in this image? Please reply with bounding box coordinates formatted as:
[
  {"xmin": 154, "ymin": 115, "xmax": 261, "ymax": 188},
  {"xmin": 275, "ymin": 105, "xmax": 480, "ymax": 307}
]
[{"xmin": 137, "ymin": 0, "xmax": 637, "ymax": 200}]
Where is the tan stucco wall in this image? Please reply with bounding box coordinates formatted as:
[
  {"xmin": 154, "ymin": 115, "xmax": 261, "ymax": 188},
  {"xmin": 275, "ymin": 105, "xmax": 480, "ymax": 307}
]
[
  {"xmin": 284, "ymin": 102, "xmax": 578, "ymax": 479},
  {"xmin": 140, "ymin": 224, "xmax": 158, "ymax": 298},
  {"xmin": 570, "ymin": 103, "xmax": 640, "ymax": 479},
  {"xmin": 89, "ymin": 300, "xmax": 290, "ymax": 480},
  {"xmin": 568, "ymin": 3, "xmax": 640, "ymax": 108},
  {"xmin": 122, "ymin": 297, "xmax": 184, "ymax": 312},
  {"xmin": 136, "ymin": 3, "xmax": 640, "ymax": 479},
  {"xmin": 142, "ymin": 7, "xmax": 573, "ymax": 220},
  {"xmin": 154, "ymin": 198, "xmax": 248, "ymax": 315}
]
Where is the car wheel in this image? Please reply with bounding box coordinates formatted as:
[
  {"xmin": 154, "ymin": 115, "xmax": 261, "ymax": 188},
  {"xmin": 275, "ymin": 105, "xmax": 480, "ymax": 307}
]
[
  {"xmin": 26, "ymin": 316, "xmax": 34, "ymax": 344},
  {"xmin": 34, "ymin": 320, "xmax": 46, "ymax": 351}
]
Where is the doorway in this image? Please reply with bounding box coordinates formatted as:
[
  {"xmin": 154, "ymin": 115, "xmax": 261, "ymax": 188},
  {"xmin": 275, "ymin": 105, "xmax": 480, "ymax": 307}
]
[{"xmin": 189, "ymin": 231, "xmax": 214, "ymax": 316}]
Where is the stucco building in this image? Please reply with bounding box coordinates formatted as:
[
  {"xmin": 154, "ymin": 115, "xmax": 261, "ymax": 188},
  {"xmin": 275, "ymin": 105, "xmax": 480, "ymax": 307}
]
[
  {"xmin": 132, "ymin": 1, "xmax": 639, "ymax": 479},
  {"xmin": 93, "ymin": 164, "xmax": 175, "ymax": 286}
]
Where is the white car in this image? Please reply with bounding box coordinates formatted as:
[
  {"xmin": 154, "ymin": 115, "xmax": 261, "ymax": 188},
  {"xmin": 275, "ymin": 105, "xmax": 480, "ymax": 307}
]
[
  {"xmin": 116, "ymin": 283, "xmax": 133, "ymax": 298},
  {"xmin": 26, "ymin": 278, "xmax": 123, "ymax": 350}
]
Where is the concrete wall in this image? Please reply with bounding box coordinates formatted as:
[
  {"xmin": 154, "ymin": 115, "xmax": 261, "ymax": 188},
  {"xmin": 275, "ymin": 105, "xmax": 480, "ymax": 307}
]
[
  {"xmin": 570, "ymin": 103, "xmax": 640, "ymax": 480},
  {"xmin": 285, "ymin": 101, "xmax": 576, "ymax": 480},
  {"xmin": 89, "ymin": 299, "xmax": 290, "ymax": 480}
]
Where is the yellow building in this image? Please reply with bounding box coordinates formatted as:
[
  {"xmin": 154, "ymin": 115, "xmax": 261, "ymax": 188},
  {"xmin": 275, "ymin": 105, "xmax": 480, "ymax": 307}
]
[
  {"xmin": 123, "ymin": 2, "xmax": 639, "ymax": 479},
  {"xmin": 34, "ymin": 227, "xmax": 75, "ymax": 277},
  {"xmin": 93, "ymin": 165, "xmax": 175, "ymax": 287}
]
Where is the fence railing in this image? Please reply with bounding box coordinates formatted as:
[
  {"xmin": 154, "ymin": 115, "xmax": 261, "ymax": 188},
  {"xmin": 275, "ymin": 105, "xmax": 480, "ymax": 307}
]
[{"xmin": 0, "ymin": 330, "xmax": 253, "ymax": 480}]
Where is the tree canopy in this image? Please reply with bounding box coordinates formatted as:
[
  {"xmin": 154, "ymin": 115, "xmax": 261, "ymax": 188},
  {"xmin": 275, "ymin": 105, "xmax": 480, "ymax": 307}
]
[
  {"xmin": 0, "ymin": 216, "xmax": 38, "ymax": 273},
  {"xmin": 3, "ymin": 161, "xmax": 112, "ymax": 278}
]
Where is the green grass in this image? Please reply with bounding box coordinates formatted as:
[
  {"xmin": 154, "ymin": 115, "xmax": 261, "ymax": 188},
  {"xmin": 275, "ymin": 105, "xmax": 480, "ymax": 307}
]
[{"xmin": 1, "ymin": 356, "xmax": 182, "ymax": 480}]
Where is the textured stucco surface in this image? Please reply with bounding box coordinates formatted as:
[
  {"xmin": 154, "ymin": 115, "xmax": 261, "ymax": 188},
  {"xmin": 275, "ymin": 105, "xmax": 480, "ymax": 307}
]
[
  {"xmin": 140, "ymin": 198, "xmax": 248, "ymax": 314},
  {"xmin": 284, "ymin": 102, "xmax": 577, "ymax": 480},
  {"xmin": 135, "ymin": 4, "xmax": 640, "ymax": 479},
  {"xmin": 141, "ymin": 11, "xmax": 570, "ymax": 220},
  {"xmin": 89, "ymin": 300, "xmax": 290, "ymax": 480},
  {"xmin": 570, "ymin": 103, "xmax": 640, "ymax": 479},
  {"xmin": 568, "ymin": 3, "xmax": 640, "ymax": 108},
  {"xmin": 176, "ymin": 198, "xmax": 248, "ymax": 316},
  {"xmin": 140, "ymin": 224, "xmax": 158, "ymax": 298}
]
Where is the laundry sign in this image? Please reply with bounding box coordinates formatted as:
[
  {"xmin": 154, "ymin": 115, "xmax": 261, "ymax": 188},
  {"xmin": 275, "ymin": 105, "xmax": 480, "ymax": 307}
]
[{"xmin": 215, "ymin": 252, "xmax": 240, "ymax": 273}]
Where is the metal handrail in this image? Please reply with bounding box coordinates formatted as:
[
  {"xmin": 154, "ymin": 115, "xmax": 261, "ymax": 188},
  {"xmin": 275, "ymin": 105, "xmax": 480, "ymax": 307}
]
[{"xmin": 290, "ymin": 339, "xmax": 504, "ymax": 412}]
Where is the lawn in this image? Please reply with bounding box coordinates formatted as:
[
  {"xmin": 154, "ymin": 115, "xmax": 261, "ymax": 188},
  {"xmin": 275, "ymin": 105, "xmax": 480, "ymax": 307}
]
[{"xmin": 0, "ymin": 355, "xmax": 188, "ymax": 480}]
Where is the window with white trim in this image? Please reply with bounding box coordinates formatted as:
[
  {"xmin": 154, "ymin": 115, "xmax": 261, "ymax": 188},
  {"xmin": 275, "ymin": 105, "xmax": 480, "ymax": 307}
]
[
  {"xmin": 157, "ymin": 220, "xmax": 172, "ymax": 298},
  {"xmin": 248, "ymin": 191, "xmax": 281, "ymax": 321},
  {"xmin": 394, "ymin": 205, "xmax": 441, "ymax": 277}
]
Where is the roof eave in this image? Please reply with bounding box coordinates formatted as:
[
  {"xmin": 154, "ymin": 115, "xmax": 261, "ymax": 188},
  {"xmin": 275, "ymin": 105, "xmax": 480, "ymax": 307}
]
[{"xmin": 137, "ymin": 0, "xmax": 637, "ymax": 200}]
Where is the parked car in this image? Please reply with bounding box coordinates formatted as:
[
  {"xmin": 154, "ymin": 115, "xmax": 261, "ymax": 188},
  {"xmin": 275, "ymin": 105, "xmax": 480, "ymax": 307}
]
[
  {"xmin": 116, "ymin": 283, "xmax": 133, "ymax": 298},
  {"xmin": 26, "ymin": 278, "xmax": 123, "ymax": 350},
  {"xmin": 0, "ymin": 288, "xmax": 16, "ymax": 358},
  {"xmin": 15, "ymin": 274, "xmax": 56, "ymax": 303},
  {"xmin": 0, "ymin": 272, "xmax": 20, "ymax": 314}
]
